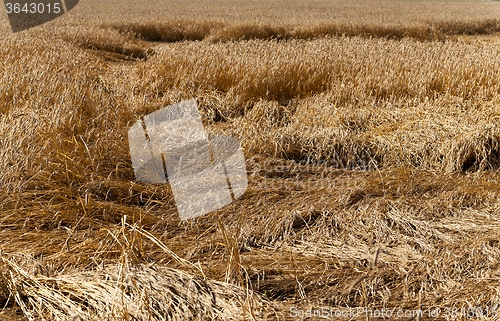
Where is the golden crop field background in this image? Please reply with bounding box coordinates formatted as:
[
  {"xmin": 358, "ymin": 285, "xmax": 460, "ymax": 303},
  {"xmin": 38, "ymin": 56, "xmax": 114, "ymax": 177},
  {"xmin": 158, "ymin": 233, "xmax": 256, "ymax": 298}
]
[{"xmin": 1, "ymin": 0, "xmax": 500, "ymax": 320}]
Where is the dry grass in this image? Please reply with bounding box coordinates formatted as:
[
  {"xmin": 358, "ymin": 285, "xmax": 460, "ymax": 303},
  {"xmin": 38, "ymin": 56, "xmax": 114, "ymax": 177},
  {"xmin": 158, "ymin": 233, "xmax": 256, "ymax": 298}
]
[
  {"xmin": 106, "ymin": 18, "xmax": 500, "ymax": 43},
  {"xmin": 2, "ymin": 0, "xmax": 500, "ymax": 320}
]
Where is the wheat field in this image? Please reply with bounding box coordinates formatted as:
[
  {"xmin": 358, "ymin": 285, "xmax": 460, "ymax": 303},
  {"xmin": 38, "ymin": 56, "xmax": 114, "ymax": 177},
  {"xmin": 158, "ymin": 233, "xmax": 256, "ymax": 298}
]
[{"xmin": 1, "ymin": 0, "xmax": 500, "ymax": 320}]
